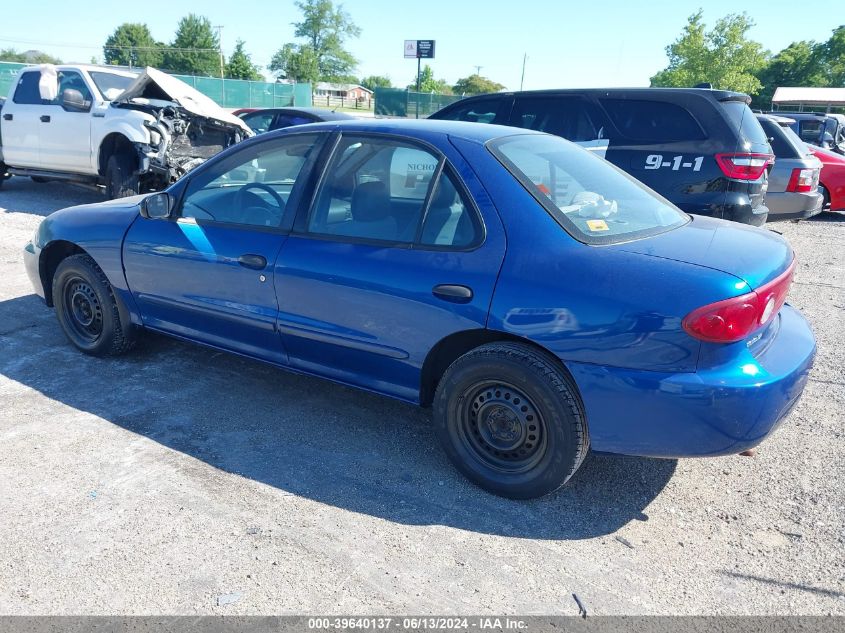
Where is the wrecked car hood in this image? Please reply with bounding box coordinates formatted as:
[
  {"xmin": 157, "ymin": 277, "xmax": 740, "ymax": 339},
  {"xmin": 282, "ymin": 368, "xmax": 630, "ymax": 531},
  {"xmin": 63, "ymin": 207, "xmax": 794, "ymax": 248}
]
[{"xmin": 113, "ymin": 67, "xmax": 251, "ymax": 134}]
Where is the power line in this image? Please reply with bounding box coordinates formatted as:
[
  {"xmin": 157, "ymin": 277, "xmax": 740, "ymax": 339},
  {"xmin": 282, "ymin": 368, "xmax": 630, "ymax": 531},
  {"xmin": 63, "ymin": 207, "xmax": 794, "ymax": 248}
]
[{"xmin": 0, "ymin": 35, "xmax": 219, "ymax": 53}]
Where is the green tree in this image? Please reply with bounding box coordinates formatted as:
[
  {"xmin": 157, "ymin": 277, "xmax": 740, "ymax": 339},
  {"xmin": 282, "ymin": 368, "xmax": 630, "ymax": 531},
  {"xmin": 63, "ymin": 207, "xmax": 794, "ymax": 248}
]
[
  {"xmin": 408, "ymin": 65, "xmax": 452, "ymax": 94},
  {"xmin": 453, "ymin": 74, "xmax": 506, "ymax": 95},
  {"xmin": 270, "ymin": 0, "xmax": 361, "ymax": 82},
  {"xmin": 755, "ymin": 41, "xmax": 826, "ymax": 107},
  {"xmin": 103, "ymin": 23, "xmax": 162, "ymax": 68},
  {"xmin": 163, "ymin": 14, "xmax": 221, "ymax": 76},
  {"xmin": 821, "ymin": 26, "xmax": 845, "ymax": 88},
  {"xmin": 0, "ymin": 48, "xmax": 61, "ymax": 64},
  {"xmin": 225, "ymin": 39, "xmax": 262, "ymax": 80},
  {"xmin": 651, "ymin": 11, "xmax": 767, "ymax": 95},
  {"xmin": 269, "ymin": 43, "xmax": 320, "ymax": 84},
  {"xmin": 360, "ymin": 75, "xmax": 392, "ymax": 90}
]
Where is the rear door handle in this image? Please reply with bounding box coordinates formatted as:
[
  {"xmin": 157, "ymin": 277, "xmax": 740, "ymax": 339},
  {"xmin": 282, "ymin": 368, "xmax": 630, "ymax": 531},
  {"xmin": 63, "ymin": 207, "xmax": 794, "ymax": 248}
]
[
  {"xmin": 2, "ymin": 113, "xmax": 11, "ymax": 121},
  {"xmin": 432, "ymin": 284, "xmax": 473, "ymax": 304},
  {"xmin": 238, "ymin": 253, "xmax": 267, "ymax": 270},
  {"xmin": 40, "ymin": 115, "xmax": 51, "ymax": 123}
]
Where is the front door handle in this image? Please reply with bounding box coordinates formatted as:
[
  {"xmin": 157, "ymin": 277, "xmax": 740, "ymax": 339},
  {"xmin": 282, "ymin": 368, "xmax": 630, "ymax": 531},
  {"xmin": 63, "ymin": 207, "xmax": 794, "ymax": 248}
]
[
  {"xmin": 432, "ymin": 284, "xmax": 473, "ymax": 304},
  {"xmin": 40, "ymin": 115, "xmax": 51, "ymax": 123},
  {"xmin": 238, "ymin": 253, "xmax": 267, "ymax": 270},
  {"xmin": 2, "ymin": 113, "xmax": 11, "ymax": 121}
]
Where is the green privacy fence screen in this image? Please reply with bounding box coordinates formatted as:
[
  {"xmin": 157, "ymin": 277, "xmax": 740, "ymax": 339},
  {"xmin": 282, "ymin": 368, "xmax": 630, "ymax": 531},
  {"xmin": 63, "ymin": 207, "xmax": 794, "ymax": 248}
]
[
  {"xmin": 0, "ymin": 62, "xmax": 26, "ymax": 99},
  {"xmin": 374, "ymin": 87, "xmax": 463, "ymax": 118},
  {"xmin": 0, "ymin": 62, "xmax": 312, "ymax": 109}
]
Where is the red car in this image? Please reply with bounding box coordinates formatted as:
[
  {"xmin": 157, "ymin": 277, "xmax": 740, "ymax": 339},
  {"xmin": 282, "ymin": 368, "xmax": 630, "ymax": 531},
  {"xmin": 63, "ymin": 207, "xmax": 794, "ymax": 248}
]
[{"xmin": 809, "ymin": 145, "xmax": 845, "ymax": 212}]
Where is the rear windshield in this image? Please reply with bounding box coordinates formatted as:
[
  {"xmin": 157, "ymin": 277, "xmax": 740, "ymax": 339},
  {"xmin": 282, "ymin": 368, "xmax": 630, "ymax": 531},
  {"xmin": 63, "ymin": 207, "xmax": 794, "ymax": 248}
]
[
  {"xmin": 489, "ymin": 134, "xmax": 688, "ymax": 245},
  {"xmin": 780, "ymin": 124, "xmax": 812, "ymax": 156},
  {"xmin": 757, "ymin": 117, "xmax": 804, "ymax": 159},
  {"xmin": 722, "ymin": 101, "xmax": 770, "ymax": 146}
]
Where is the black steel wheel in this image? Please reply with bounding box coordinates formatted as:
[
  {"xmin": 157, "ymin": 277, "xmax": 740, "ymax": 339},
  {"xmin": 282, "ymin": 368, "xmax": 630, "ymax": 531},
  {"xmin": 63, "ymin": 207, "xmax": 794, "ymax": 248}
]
[
  {"xmin": 53, "ymin": 254, "xmax": 136, "ymax": 356},
  {"xmin": 460, "ymin": 380, "xmax": 547, "ymax": 474},
  {"xmin": 434, "ymin": 342, "xmax": 589, "ymax": 499},
  {"xmin": 62, "ymin": 276, "xmax": 104, "ymax": 344}
]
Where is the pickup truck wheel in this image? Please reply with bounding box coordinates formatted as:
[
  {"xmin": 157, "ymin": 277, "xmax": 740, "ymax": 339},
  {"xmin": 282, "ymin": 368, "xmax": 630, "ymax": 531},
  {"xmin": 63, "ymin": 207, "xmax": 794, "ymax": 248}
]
[
  {"xmin": 433, "ymin": 342, "xmax": 589, "ymax": 499},
  {"xmin": 53, "ymin": 254, "xmax": 136, "ymax": 357},
  {"xmin": 105, "ymin": 153, "xmax": 140, "ymax": 199}
]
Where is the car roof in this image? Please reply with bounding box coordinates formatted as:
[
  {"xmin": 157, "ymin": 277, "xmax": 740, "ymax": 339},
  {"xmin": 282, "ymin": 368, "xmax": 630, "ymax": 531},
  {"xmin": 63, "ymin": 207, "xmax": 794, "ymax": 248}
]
[
  {"xmin": 263, "ymin": 117, "xmax": 543, "ymax": 144},
  {"xmin": 448, "ymin": 87, "xmax": 751, "ymax": 104},
  {"xmin": 245, "ymin": 107, "xmax": 356, "ymax": 121},
  {"xmin": 757, "ymin": 113, "xmax": 795, "ymax": 125}
]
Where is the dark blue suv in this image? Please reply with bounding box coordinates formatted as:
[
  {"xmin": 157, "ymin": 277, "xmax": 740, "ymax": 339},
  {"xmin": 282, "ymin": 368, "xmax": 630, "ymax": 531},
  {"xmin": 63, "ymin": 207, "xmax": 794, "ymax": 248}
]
[{"xmin": 431, "ymin": 88, "xmax": 774, "ymax": 225}]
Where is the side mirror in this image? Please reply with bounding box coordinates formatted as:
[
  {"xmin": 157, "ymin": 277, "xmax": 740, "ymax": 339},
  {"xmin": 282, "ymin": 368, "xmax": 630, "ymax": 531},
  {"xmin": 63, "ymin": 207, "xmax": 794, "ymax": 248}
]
[
  {"xmin": 140, "ymin": 192, "xmax": 173, "ymax": 219},
  {"xmin": 61, "ymin": 88, "xmax": 90, "ymax": 112}
]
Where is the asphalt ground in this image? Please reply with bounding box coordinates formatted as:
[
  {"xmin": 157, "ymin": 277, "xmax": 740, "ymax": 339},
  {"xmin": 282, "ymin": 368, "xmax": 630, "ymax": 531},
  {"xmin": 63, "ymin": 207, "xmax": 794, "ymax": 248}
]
[{"xmin": 0, "ymin": 176, "xmax": 843, "ymax": 615}]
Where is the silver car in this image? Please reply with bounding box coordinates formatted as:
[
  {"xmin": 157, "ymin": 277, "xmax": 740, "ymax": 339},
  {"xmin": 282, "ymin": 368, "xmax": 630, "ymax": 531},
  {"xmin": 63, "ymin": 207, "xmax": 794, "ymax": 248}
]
[{"xmin": 757, "ymin": 114, "xmax": 824, "ymax": 221}]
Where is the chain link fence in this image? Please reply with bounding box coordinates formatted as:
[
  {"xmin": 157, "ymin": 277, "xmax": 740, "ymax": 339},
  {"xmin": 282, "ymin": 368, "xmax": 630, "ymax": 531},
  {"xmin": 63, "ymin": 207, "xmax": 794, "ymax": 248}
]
[
  {"xmin": 374, "ymin": 87, "xmax": 463, "ymax": 118},
  {"xmin": 0, "ymin": 61, "xmax": 312, "ymax": 109}
]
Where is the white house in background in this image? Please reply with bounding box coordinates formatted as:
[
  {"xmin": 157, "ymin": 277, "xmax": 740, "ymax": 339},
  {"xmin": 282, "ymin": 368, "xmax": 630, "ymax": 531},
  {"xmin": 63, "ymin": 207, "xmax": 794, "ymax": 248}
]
[{"xmin": 314, "ymin": 82, "xmax": 374, "ymax": 101}]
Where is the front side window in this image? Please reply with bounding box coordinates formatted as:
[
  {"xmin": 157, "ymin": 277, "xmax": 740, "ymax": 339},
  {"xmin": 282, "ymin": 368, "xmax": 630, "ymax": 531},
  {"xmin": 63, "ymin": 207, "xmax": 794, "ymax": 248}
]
[
  {"xmin": 489, "ymin": 134, "xmax": 688, "ymax": 245},
  {"xmin": 307, "ymin": 135, "xmax": 480, "ymax": 247},
  {"xmin": 180, "ymin": 133, "xmax": 321, "ymax": 228},
  {"xmin": 50, "ymin": 71, "xmax": 93, "ymax": 106}
]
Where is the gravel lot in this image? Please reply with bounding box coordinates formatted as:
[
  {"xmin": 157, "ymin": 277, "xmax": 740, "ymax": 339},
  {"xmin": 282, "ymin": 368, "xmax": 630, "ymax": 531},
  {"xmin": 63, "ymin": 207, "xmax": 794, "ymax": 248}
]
[{"xmin": 0, "ymin": 176, "xmax": 843, "ymax": 615}]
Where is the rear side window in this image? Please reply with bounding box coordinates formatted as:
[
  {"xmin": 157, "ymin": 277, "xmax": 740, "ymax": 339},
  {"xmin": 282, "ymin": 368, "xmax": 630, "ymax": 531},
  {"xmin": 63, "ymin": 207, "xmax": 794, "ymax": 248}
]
[
  {"xmin": 722, "ymin": 101, "xmax": 770, "ymax": 146},
  {"xmin": 599, "ymin": 99, "xmax": 706, "ymax": 142},
  {"xmin": 432, "ymin": 98, "xmax": 504, "ymax": 123},
  {"xmin": 489, "ymin": 134, "xmax": 688, "ymax": 245},
  {"xmin": 13, "ymin": 72, "xmax": 42, "ymax": 105}
]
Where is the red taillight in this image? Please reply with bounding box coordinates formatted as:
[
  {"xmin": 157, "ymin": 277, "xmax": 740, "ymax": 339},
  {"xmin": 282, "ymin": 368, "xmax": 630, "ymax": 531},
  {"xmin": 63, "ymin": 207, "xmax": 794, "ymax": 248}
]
[
  {"xmin": 715, "ymin": 153, "xmax": 773, "ymax": 180},
  {"xmin": 786, "ymin": 167, "xmax": 818, "ymax": 193},
  {"xmin": 683, "ymin": 260, "xmax": 795, "ymax": 343}
]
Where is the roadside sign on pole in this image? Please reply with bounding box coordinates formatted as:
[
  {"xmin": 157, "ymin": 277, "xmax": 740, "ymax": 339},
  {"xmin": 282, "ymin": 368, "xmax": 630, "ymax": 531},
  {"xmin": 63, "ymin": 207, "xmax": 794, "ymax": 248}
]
[
  {"xmin": 404, "ymin": 40, "xmax": 435, "ymax": 59},
  {"xmin": 417, "ymin": 40, "xmax": 435, "ymax": 59}
]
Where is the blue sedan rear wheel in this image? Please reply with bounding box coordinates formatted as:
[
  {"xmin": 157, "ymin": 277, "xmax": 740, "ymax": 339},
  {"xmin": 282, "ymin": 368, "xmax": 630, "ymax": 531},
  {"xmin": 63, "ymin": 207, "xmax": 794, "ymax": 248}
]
[{"xmin": 434, "ymin": 342, "xmax": 589, "ymax": 499}]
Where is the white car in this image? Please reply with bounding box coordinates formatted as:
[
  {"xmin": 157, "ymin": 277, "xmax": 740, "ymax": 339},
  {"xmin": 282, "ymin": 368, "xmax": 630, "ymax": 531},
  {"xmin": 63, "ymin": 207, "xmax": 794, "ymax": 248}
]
[{"xmin": 0, "ymin": 64, "xmax": 251, "ymax": 198}]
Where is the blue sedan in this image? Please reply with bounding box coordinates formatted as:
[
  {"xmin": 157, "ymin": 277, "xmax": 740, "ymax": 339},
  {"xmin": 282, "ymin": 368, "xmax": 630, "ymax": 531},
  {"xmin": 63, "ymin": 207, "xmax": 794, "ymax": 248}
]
[{"xmin": 23, "ymin": 120, "xmax": 815, "ymax": 499}]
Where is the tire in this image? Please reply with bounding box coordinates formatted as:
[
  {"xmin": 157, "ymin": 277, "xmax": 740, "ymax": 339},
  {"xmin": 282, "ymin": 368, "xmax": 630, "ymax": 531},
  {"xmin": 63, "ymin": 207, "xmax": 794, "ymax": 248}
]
[
  {"xmin": 105, "ymin": 152, "xmax": 140, "ymax": 199},
  {"xmin": 819, "ymin": 185, "xmax": 830, "ymax": 210},
  {"xmin": 433, "ymin": 342, "xmax": 589, "ymax": 499},
  {"xmin": 52, "ymin": 254, "xmax": 135, "ymax": 356}
]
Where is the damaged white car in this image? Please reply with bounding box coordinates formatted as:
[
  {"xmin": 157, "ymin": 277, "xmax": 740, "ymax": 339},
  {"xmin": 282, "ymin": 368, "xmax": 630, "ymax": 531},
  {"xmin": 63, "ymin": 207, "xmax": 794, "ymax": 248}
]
[{"xmin": 0, "ymin": 64, "xmax": 252, "ymax": 198}]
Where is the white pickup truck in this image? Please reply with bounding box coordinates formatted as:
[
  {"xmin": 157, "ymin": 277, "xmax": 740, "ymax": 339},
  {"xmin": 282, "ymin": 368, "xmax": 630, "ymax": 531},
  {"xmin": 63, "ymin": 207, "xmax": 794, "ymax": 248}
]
[{"xmin": 0, "ymin": 64, "xmax": 251, "ymax": 198}]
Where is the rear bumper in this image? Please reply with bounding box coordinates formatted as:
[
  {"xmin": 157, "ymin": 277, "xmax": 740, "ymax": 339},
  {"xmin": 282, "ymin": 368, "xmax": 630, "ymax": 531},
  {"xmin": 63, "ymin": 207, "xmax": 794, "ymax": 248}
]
[
  {"xmin": 567, "ymin": 304, "xmax": 815, "ymax": 457},
  {"xmin": 766, "ymin": 190, "xmax": 824, "ymax": 221}
]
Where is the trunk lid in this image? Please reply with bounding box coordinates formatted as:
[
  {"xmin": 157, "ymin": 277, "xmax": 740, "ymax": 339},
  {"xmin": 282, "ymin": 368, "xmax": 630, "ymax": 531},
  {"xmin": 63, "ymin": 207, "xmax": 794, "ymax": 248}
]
[
  {"xmin": 609, "ymin": 215, "xmax": 793, "ymax": 290},
  {"xmin": 112, "ymin": 67, "xmax": 251, "ymax": 134}
]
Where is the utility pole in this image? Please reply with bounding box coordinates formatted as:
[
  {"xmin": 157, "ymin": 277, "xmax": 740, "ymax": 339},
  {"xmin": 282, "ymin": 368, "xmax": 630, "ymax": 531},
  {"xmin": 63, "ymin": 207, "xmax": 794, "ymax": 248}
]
[
  {"xmin": 520, "ymin": 53, "xmax": 527, "ymax": 91},
  {"xmin": 474, "ymin": 65, "xmax": 482, "ymax": 76},
  {"xmin": 215, "ymin": 25, "xmax": 225, "ymax": 79}
]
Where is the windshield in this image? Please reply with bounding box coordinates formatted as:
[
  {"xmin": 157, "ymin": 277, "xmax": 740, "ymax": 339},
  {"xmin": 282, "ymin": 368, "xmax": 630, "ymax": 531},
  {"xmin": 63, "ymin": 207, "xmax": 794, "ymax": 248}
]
[
  {"xmin": 89, "ymin": 71, "xmax": 138, "ymax": 101},
  {"xmin": 489, "ymin": 134, "xmax": 689, "ymax": 244}
]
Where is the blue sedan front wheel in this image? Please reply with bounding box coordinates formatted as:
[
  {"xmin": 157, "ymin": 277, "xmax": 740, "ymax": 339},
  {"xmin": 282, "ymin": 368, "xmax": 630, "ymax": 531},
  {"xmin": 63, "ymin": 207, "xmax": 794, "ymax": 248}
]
[{"xmin": 434, "ymin": 342, "xmax": 589, "ymax": 499}]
